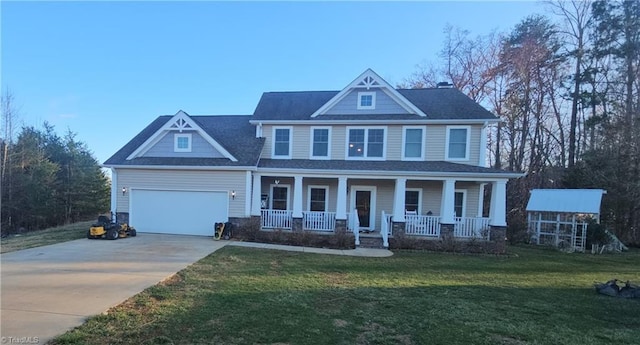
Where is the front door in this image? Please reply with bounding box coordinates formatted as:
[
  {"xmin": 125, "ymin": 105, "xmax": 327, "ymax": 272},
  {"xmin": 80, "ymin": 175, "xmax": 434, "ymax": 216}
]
[{"xmin": 350, "ymin": 186, "xmax": 377, "ymax": 230}]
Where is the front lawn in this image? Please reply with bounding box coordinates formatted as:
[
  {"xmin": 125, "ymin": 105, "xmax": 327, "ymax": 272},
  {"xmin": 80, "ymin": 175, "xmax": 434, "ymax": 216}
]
[
  {"xmin": 0, "ymin": 221, "xmax": 92, "ymax": 254},
  {"xmin": 52, "ymin": 246, "xmax": 640, "ymax": 345}
]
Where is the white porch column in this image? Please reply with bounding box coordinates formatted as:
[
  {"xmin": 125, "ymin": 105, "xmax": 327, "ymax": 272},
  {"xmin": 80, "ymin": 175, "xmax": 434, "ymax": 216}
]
[
  {"xmin": 392, "ymin": 177, "xmax": 407, "ymax": 222},
  {"xmin": 336, "ymin": 176, "xmax": 347, "ymax": 220},
  {"xmin": 440, "ymin": 179, "xmax": 456, "ymax": 224},
  {"xmin": 292, "ymin": 175, "xmax": 303, "ymax": 218},
  {"xmin": 479, "ymin": 123, "xmax": 488, "ymax": 167},
  {"xmin": 489, "ymin": 180, "xmax": 507, "ymax": 226},
  {"xmin": 244, "ymin": 171, "xmax": 252, "ymax": 217},
  {"xmin": 251, "ymin": 173, "xmax": 262, "ymax": 216},
  {"xmin": 110, "ymin": 168, "xmax": 117, "ymax": 215}
]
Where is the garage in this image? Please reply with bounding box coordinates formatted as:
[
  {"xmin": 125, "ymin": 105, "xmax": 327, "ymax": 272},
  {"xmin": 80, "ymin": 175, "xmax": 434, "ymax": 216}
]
[{"xmin": 130, "ymin": 189, "xmax": 228, "ymax": 236}]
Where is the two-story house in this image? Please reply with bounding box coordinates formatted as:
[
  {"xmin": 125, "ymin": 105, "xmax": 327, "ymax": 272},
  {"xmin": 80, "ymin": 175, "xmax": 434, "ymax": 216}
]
[{"xmin": 104, "ymin": 69, "xmax": 521, "ymax": 246}]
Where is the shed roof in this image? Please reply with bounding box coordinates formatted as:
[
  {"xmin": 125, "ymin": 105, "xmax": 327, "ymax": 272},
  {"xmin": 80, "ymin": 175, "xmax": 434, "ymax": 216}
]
[{"xmin": 526, "ymin": 189, "xmax": 606, "ymax": 214}]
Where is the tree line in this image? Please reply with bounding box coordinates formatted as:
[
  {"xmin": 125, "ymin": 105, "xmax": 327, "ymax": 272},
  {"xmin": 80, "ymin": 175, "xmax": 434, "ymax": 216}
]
[
  {"xmin": 403, "ymin": 0, "xmax": 639, "ymax": 246},
  {"xmin": 1, "ymin": 91, "xmax": 110, "ymax": 234}
]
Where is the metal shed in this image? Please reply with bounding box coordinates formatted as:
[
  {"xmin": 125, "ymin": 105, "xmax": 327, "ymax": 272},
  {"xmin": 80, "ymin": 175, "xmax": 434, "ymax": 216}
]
[{"xmin": 526, "ymin": 189, "xmax": 606, "ymax": 252}]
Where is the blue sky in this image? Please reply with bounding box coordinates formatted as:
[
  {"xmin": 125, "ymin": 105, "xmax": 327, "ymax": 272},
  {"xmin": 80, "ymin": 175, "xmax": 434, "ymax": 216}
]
[{"xmin": 2, "ymin": 1, "xmax": 544, "ymax": 165}]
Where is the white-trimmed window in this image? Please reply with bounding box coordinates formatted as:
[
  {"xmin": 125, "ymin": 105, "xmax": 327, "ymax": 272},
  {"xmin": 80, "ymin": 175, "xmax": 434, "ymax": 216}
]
[
  {"xmin": 272, "ymin": 127, "xmax": 292, "ymax": 159},
  {"xmin": 270, "ymin": 184, "xmax": 290, "ymax": 210},
  {"xmin": 310, "ymin": 127, "xmax": 331, "ymax": 159},
  {"xmin": 405, "ymin": 188, "xmax": 422, "ymax": 213},
  {"xmin": 402, "ymin": 126, "xmax": 426, "ymax": 160},
  {"xmin": 446, "ymin": 126, "xmax": 470, "ymax": 160},
  {"xmin": 357, "ymin": 91, "xmax": 376, "ymax": 110},
  {"xmin": 454, "ymin": 189, "xmax": 467, "ymax": 218},
  {"xmin": 307, "ymin": 186, "xmax": 328, "ymax": 212},
  {"xmin": 347, "ymin": 127, "xmax": 385, "ymax": 159},
  {"xmin": 174, "ymin": 133, "xmax": 192, "ymax": 152}
]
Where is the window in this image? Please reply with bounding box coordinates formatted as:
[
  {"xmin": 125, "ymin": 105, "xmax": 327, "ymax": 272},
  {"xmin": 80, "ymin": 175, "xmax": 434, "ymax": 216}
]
[
  {"xmin": 308, "ymin": 186, "xmax": 328, "ymax": 212},
  {"xmin": 273, "ymin": 127, "xmax": 292, "ymax": 158},
  {"xmin": 347, "ymin": 127, "xmax": 385, "ymax": 159},
  {"xmin": 357, "ymin": 91, "xmax": 376, "ymax": 110},
  {"xmin": 446, "ymin": 126, "xmax": 470, "ymax": 160},
  {"xmin": 405, "ymin": 190, "xmax": 421, "ymax": 213},
  {"xmin": 271, "ymin": 186, "xmax": 289, "ymax": 210},
  {"xmin": 403, "ymin": 127, "xmax": 425, "ymax": 160},
  {"xmin": 311, "ymin": 127, "xmax": 330, "ymax": 158},
  {"xmin": 174, "ymin": 133, "xmax": 192, "ymax": 152},
  {"xmin": 454, "ymin": 190, "xmax": 466, "ymax": 217}
]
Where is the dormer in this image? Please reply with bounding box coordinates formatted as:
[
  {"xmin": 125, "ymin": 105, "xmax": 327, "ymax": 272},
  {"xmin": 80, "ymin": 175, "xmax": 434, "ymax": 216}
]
[
  {"xmin": 126, "ymin": 110, "xmax": 238, "ymax": 161},
  {"xmin": 311, "ymin": 69, "xmax": 427, "ymax": 117}
]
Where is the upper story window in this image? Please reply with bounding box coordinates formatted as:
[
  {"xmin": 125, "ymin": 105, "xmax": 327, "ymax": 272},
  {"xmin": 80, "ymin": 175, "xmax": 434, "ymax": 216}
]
[
  {"xmin": 357, "ymin": 91, "xmax": 376, "ymax": 110},
  {"xmin": 446, "ymin": 126, "xmax": 470, "ymax": 160},
  {"xmin": 311, "ymin": 127, "xmax": 330, "ymax": 159},
  {"xmin": 272, "ymin": 127, "xmax": 292, "ymax": 159},
  {"xmin": 402, "ymin": 126, "xmax": 425, "ymax": 160},
  {"xmin": 347, "ymin": 127, "xmax": 385, "ymax": 159},
  {"xmin": 174, "ymin": 133, "xmax": 192, "ymax": 152}
]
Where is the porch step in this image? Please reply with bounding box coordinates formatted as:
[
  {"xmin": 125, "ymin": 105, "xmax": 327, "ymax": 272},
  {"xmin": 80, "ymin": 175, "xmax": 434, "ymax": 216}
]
[{"xmin": 358, "ymin": 236, "xmax": 386, "ymax": 249}]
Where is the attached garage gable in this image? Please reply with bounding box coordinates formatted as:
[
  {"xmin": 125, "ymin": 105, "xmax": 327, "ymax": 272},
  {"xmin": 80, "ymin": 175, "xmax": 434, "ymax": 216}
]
[{"xmin": 131, "ymin": 189, "xmax": 228, "ymax": 236}]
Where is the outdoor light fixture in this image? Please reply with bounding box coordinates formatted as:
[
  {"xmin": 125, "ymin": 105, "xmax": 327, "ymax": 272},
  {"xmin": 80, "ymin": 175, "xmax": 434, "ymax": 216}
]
[
  {"xmin": 275, "ymin": 179, "xmax": 280, "ymax": 185},
  {"xmin": 231, "ymin": 190, "xmax": 236, "ymax": 200},
  {"xmin": 122, "ymin": 187, "xmax": 127, "ymax": 195}
]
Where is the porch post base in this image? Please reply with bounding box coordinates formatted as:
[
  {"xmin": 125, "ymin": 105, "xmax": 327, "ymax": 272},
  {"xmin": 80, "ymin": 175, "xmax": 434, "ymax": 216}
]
[
  {"xmin": 392, "ymin": 221, "xmax": 405, "ymax": 236},
  {"xmin": 335, "ymin": 219, "xmax": 347, "ymax": 234},
  {"xmin": 490, "ymin": 225, "xmax": 507, "ymax": 254},
  {"xmin": 440, "ymin": 223, "xmax": 454, "ymax": 241},
  {"xmin": 250, "ymin": 215, "xmax": 262, "ymax": 229},
  {"xmin": 292, "ymin": 217, "xmax": 303, "ymax": 232},
  {"xmin": 116, "ymin": 212, "xmax": 129, "ymax": 224}
]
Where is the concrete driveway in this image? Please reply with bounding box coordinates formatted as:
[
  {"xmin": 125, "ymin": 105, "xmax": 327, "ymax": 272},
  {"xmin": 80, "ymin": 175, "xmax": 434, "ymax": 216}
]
[{"xmin": 1, "ymin": 234, "xmax": 227, "ymax": 343}]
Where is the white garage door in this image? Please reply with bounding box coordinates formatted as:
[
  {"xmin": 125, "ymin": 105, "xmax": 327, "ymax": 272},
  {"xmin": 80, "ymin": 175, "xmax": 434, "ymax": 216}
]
[{"xmin": 130, "ymin": 189, "xmax": 228, "ymax": 236}]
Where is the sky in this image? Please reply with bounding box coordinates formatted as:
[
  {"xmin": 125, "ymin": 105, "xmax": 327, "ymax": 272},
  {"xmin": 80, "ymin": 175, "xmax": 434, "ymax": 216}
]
[{"xmin": 1, "ymin": 1, "xmax": 545, "ymax": 165}]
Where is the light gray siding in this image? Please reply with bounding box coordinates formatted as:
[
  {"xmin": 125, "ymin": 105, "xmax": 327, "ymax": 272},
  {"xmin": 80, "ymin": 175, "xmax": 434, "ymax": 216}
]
[
  {"xmin": 456, "ymin": 182, "xmax": 480, "ymax": 218},
  {"xmin": 292, "ymin": 126, "xmax": 309, "ymax": 159},
  {"xmin": 426, "ymin": 125, "xmax": 483, "ymax": 165},
  {"xmin": 407, "ymin": 180, "xmax": 443, "ymax": 216},
  {"xmin": 142, "ymin": 131, "xmax": 225, "ymax": 158},
  {"xmin": 331, "ymin": 126, "xmax": 346, "ymax": 160},
  {"xmin": 115, "ymin": 169, "xmax": 247, "ymax": 218},
  {"xmin": 324, "ymin": 88, "xmax": 410, "ymax": 115},
  {"xmin": 259, "ymin": 124, "xmax": 484, "ymax": 165},
  {"xmin": 426, "ymin": 125, "xmax": 446, "ymax": 161},
  {"xmin": 386, "ymin": 125, "xmax": 403, "ymax": 160}
]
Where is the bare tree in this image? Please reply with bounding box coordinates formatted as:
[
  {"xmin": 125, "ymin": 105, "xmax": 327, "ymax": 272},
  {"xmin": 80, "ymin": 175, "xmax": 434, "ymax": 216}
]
[{"xmin": 547, "ymin": 0, "xmax": 593, "ymax": 167}]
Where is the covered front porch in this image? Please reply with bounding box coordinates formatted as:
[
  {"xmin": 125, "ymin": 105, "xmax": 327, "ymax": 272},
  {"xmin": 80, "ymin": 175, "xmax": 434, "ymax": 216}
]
[{"xmin": 250, "ymin": 173, "xmax": 507, "ymax": 246}]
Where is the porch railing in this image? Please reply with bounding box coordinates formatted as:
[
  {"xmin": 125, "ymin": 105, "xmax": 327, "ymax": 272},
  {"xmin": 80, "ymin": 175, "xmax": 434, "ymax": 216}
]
[
  {"xmin": 383, "ymin": 213, "xmax": 393, "ymax": 235},
  {"xmin": 349, "ymin": 210, "xmax": 360, "ymax": 246},
  {"xmin": 302, "ymin": 211, "xmax": 336, "ymax": 232},
  {"xmin": 380, "ymin": 211, "xmax": 390, "ymax": 247},
  {"xmin": 454, "ymin": 217, "xmax": 490, "ymax": 239},
  {"xmin": 261, "ymin": 209, "xmax": 292, "ymax": 230},
  {"xmin": 405, "ymin": 215, "xmax": 441, "ymax": 237}
]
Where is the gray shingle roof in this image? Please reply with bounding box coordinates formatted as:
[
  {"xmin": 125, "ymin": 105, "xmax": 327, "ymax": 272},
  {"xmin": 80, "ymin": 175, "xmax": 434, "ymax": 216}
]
[
  {"xmin": 258, "ymin": 159, "xmax": 519, "ymax": 176},
  {"xmin": 104, "ymin": 115, "xmax": 264, "ymax": 167},
  {"xmin": 251, "ymin": 88, "xmax": 497, "ymax": 121}
]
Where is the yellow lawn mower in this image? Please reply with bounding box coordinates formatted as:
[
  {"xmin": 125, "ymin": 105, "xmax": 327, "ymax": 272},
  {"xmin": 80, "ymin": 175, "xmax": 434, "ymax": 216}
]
[{"xmin": 88, "ymin": 215, "xmax": 137, "ymax": 240}]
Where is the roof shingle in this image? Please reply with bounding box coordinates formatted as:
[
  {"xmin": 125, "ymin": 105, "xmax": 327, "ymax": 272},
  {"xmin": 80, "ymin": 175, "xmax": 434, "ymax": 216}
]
[
  {"xmin": 104, "ymin": 115, "xmax": 264, "ymax": 167},
  {"xmin": 251, "ymin": 88, "xmax": 497, "ymax": 121}
]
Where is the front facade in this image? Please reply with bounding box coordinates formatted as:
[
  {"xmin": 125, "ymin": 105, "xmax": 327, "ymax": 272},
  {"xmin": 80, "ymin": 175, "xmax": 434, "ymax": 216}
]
[{"xmin": 104, "ymin": 69, "xmax": 521, "ymax": 245}]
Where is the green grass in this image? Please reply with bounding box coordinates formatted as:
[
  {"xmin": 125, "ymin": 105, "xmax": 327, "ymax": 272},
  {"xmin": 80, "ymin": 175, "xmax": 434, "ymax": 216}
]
[
  {"xmin": 0, "ymin": 221, "xmax": 92, "ymax": 254},
  {"xmin": 51, "ymin": 246, "xmax": 640, "ymax": 345}
]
